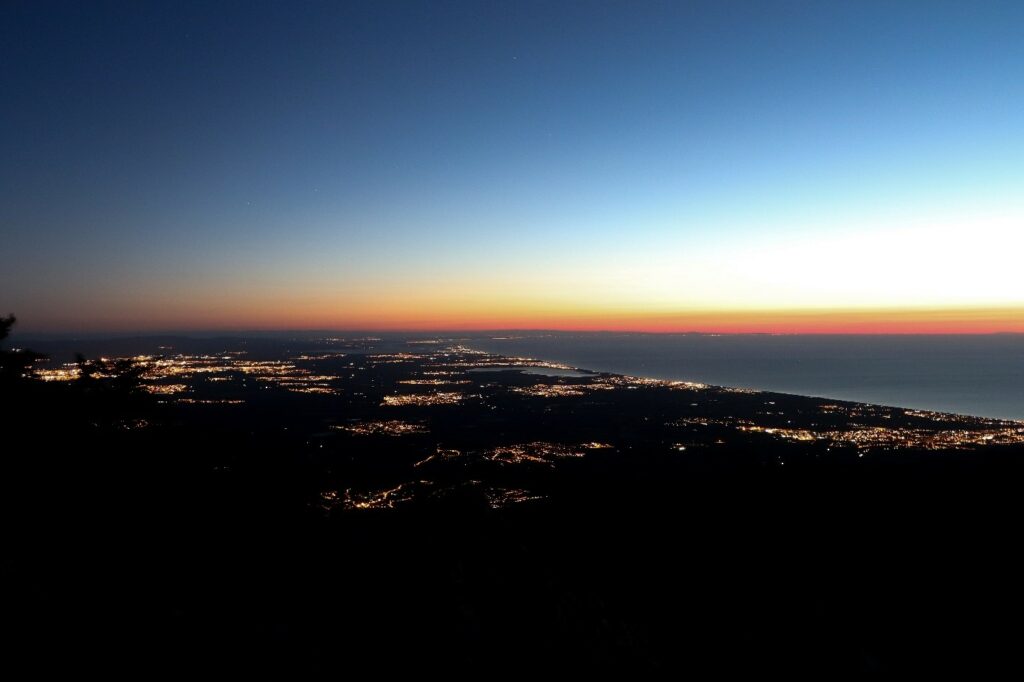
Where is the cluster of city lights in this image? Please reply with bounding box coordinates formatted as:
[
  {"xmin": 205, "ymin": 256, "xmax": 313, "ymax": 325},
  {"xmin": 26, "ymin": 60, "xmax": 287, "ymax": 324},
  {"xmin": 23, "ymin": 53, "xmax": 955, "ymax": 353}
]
[
  {"xmin": 382, "ymin": 392, "xmax": 468, "ymax": 407},
  {"xmin": 486, "ymin": 441, "xmax": 600, "ymax": 466},
  {"xmin": 332, "ymin": 420, "xmax": 429, "ymax": 436}
]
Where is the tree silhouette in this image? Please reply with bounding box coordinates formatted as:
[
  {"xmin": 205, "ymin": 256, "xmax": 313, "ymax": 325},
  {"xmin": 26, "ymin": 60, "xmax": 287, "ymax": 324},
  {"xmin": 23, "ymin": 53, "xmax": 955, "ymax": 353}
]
[
  {"xmin": 74, "ymin": 354, "xmax": 147, "ymax": 395},
  {"xmin": 0, "ymin": 314, "xmax": 46, "ymax": 383},
  {"xmin": 0, "ymin": 314, "xmax": 15, "ymax": 341}
]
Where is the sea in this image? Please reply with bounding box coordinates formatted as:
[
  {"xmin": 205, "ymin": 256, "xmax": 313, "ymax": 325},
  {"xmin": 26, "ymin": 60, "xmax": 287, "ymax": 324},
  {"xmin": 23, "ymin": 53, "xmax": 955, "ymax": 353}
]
[{"xmin": 469, "ymin": 333, "xmax": 1024, "ymax": 421}]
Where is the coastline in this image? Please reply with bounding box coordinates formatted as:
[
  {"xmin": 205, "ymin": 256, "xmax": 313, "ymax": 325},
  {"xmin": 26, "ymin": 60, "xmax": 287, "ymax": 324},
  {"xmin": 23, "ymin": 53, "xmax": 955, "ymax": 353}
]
[{"xmin": 468, "ymin": 334, "xmax": 1024, "ymax": 421}]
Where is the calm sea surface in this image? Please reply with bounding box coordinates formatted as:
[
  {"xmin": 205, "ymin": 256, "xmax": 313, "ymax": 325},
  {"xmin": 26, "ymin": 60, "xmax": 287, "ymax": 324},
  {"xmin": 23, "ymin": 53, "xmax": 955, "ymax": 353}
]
[{"xmin": 470, "ymin": 334, "xmax": 1024, "ymax": 421}]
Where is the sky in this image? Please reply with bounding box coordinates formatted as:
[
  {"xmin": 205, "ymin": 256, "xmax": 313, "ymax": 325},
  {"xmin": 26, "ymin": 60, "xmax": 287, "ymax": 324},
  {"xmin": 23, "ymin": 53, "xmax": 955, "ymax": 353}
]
[{"xmin": 2, "ymin": 1, "xmax": 1023, "ymax": 334}]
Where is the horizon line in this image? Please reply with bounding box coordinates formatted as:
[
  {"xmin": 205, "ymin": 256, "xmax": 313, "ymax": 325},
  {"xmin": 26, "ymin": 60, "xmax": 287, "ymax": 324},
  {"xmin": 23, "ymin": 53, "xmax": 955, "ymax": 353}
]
[{"xmin": 12, "ymin": 327, "xmax": 1024, "ymax": 341}]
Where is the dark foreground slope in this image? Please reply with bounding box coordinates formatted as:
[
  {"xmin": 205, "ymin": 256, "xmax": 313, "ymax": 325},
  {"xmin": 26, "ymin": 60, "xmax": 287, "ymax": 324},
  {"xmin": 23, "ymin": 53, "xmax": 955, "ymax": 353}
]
[{"xmin": 3, "ymin": 347, "xmax": 1024, "ymax": 675}]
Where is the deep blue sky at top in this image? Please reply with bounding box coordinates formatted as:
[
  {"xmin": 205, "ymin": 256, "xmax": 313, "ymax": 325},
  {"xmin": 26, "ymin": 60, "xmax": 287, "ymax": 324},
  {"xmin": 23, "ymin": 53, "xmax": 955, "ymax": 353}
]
[{"xmin": 2, "ymin": 1, "xmax": 1022, "ymax": 330}]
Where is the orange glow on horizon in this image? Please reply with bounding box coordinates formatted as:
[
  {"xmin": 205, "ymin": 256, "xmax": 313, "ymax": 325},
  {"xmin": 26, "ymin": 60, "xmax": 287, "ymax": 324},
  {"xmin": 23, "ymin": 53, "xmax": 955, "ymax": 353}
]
[{"xmin": 20, "ymin": 304, "xmax": 1024, "ymax": 335}]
